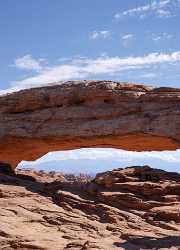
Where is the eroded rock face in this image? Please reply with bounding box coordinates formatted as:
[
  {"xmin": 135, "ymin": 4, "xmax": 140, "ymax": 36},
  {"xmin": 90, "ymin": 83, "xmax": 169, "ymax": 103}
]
[
  {"xmin": 0, "ymin": 166, "xmax": 180, "ymax": 249},
  {"xmin": 90, "ymin": 166, "xmax": 180, "ymax": 219},
  {"xmin": 1, "ymin": 80, "xmax": 180, "ymax": 168}
]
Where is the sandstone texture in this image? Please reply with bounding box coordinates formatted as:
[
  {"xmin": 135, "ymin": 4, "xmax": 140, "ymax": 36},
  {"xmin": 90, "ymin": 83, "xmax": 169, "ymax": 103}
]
[
  {"xmin": 0, "ymin": 166, "xmax": 180, "ymax": 249},
  {"xmin": 1, "ymin": 80, "xmax": 180, "ymax": 167}
]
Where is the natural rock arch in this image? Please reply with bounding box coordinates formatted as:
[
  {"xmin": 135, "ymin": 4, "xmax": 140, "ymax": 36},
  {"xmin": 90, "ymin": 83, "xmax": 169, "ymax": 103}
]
[{"xmin": 0, "ymin": 80, "xmax": 180, "ymax": 169}]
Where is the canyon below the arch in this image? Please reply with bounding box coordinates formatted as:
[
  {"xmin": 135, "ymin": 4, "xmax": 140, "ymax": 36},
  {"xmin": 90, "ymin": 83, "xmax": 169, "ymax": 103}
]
[{"xmin": 0, "ymin": 165, "xmax": 180, "ymax": 250}]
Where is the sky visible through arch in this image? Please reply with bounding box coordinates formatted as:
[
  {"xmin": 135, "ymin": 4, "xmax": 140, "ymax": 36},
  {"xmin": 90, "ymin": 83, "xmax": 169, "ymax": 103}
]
[
  {"xmin": 1, "ymin": 1, "xmax": 180, "ymax": 172},
  {"xmin": 19, "ymin": 148, "xmax": 180, "ymax": 174}
]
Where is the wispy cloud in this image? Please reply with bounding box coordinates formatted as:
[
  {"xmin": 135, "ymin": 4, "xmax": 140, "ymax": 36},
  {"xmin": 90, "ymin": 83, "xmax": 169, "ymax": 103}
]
[
  {"xmin": 156, "ymin": 8, "xmax": 172, "ymax": 17},
  {"xmin": 89, "ymin": 30, "xmax": 111, "ymax": 40},
  {"xmin": 14, "ymin": 54, "xmax": 45, "ymax": 72},
  {"xmin": 114, "ymin": 0, "xmax": 179, "ymax": 19},
  {"xmin": 121, "ymin": 33, "xmax": 134, "ymax": 46},
  {"xmin": 152, "ymin": 32, "xmax": 173, "ymax": 41},
  {"xmin": 141, "ymin": 72, "xmax": 157, "ymax": 78},
  {"xmin": 6, "ymin": 51, "xmax": 180, "ymax": 91}
]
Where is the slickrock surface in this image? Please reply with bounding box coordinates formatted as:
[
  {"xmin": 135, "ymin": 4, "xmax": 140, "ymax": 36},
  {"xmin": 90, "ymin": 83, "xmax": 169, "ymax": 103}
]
[
  {"xmin": 0, "ymin": 166, "xmax": 180, "ymax": 249},
  {"xmin": 1, "ymin": 80, "xmax": 180, "ymax": 167}
]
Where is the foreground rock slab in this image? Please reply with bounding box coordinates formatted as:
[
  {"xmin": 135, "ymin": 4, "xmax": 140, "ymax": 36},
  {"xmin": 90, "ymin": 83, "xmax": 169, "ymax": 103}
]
[
  {"xmin": 1, "ymin": 80, "xmax": 180, "ymax": 167},
  {"xmin": 0, "ymin": 166, "xmax": 180, "ymax": 249}
]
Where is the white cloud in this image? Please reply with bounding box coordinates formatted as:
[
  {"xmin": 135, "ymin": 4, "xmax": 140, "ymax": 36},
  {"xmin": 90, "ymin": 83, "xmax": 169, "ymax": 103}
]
[
  {"xmin": 2, "ymin": 51, "xmax": 180, "ymax": 93},
  {"xmin": 121, "ymin": 34, "xmax": 134, "ymax": 46},
  {"xmin": 14, "ymin": 54, "xmax": 45, "ymax": 71},
  {"xmin": 152, "ymin": 36, "xmax": 162, "ymax": 42},
  {"xmin": 28, "ymin": 148, "xmax": 180, "ymax": 163},
  {"xmin": 156, "ymin": 8, "xmax": 172, "ymax": 17},
  {"xmin": 89, "ymin": 30, "xmax": 111, "ymax": 40},
  {"xmin": 122, "ymin": 34, "xmax": 134, "ymax": 40},
  {"xmin": 141, "ymin": 72, "xmax": 157, "ymax": 78},
  {"xmin": 114, "ymin": 0, "xmax": 179, "ymax": 19},
  {"xmin": 18, "ymin": 148, "xmax": 180, "ymax": 174},
  {"xmin": 152, "ymin": 32, "xmax": 173, "ymax": 41}
]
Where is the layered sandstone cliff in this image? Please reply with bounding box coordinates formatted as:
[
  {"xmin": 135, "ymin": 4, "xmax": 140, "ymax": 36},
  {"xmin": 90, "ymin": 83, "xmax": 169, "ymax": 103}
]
[{"xmin": 1, "ymin": 80, "xmax": 180, "ymax": 167}]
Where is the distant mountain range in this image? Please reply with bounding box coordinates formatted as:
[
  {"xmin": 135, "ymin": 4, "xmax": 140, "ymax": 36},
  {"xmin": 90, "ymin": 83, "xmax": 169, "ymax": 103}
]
[{"xmin": 18, "ymin": 157, "xmax": 180, "ymax": 174}]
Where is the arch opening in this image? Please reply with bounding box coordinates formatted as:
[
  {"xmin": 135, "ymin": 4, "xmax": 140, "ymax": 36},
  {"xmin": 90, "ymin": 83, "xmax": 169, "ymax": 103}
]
[
  {"xmin": 18, "ymin": 147, "xmax": 180, "ymax": 175},
  {"xmin": 0, "ymin": 133, "xmax": 180, "ymax": 169}
]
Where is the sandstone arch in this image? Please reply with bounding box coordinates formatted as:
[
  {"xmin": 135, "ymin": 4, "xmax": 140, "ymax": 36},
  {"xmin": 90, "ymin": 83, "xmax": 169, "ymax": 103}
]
[{"xmin": 0, "ymin": 80, "xmax": 180, "ymax": 169}]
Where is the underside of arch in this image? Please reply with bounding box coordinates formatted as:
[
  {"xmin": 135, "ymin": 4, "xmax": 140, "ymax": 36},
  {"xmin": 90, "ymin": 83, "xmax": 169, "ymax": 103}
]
[
  {"xmin": 0, "ymin": 134, "xmax": 179, "ymax": 169},
  {"xmin": 0, "ymin": 80, "xmax": 180, "ymax": 169}
]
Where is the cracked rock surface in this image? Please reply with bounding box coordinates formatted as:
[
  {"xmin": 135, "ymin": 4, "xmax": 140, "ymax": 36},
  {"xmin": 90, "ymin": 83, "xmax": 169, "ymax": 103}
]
[{"xmin": 0, "ymin": 165, "xmax": 180, "ymax": 249}]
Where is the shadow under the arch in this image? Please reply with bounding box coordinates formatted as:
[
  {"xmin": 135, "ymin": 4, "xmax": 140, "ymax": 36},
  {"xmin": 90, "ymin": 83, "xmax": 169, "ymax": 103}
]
[{"xmin": 114, "ymin": 235, "xmax": 180, "ymax": 250}]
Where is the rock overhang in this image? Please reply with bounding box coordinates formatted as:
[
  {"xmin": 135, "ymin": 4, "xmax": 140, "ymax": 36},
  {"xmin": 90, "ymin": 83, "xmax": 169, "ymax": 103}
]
[{"xmin": 0, "ymin": 80, "xmax": 180, "ymax": 168}]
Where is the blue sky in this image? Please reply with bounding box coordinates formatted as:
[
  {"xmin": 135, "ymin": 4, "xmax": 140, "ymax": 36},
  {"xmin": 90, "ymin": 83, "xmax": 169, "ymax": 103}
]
[
  {"xmin": 1, "ymin": 0, "xmax": 180, "ymax": 93},
  {"xmin": 19, "ymin": 148, "xmax": 180, "ymax": 174},
  {"xmin": 1, "ymin": 1, "xmax": 180, "ymax": 172}
]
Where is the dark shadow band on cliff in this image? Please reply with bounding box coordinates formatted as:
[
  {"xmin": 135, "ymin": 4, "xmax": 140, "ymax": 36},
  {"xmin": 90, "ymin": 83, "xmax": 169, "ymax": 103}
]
[{"xmin": 0, "ymin": 161, "xmax": 95, "ymax": 200}]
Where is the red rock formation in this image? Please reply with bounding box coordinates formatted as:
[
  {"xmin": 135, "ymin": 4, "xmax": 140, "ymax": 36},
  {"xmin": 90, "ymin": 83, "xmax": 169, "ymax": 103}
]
[
  {"xmin": 1, "ymin": 80, "xmax": 180, "ymax": 168},
  {"xmin": 0, "ymin": 166, "xmax": 180, "ymax": 249}
]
